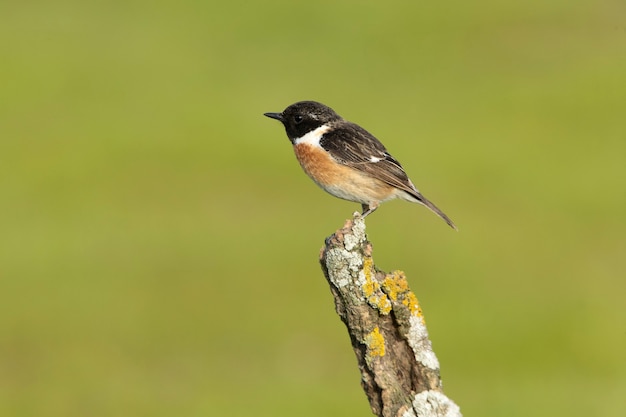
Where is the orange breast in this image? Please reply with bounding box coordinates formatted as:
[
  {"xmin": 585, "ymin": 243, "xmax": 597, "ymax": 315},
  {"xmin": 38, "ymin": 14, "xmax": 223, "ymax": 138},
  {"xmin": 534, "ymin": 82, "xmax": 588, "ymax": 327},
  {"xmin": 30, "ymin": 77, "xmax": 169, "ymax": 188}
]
[
  {"xmin": 292, "ymin": 143, "xmax": 396, "ymax": 204},
  {"xmin": 293, "ymin": 143, "xmax": 346, "ymax": 186}
]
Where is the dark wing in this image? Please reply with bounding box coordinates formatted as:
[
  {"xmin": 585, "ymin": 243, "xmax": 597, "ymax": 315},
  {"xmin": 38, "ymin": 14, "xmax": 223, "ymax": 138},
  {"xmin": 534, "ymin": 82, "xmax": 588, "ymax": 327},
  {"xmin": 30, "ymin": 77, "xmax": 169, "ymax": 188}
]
[
  {"xmin": 321, "ymin": 121, "xmax": 458, "ymax": 230},
  {"xmin": 319, "ymin": 122, "xmax": 419, "ymax": 197}
]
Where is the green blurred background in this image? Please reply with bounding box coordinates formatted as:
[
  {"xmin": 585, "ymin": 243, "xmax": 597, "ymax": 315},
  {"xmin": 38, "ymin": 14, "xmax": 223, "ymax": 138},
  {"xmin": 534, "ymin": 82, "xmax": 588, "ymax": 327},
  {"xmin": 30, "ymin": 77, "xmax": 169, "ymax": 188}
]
[{"xmin": 1, "ymin": 1, "xmax": 625, "ymax": 416}]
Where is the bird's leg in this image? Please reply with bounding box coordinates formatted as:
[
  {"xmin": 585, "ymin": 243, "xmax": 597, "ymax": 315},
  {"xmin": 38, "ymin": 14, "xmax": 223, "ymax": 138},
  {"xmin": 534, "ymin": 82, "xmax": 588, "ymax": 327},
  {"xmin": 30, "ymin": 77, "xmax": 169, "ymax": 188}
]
[{"xmin": 361, "ymin": 203, "xmax": 379, "ymax": 218}]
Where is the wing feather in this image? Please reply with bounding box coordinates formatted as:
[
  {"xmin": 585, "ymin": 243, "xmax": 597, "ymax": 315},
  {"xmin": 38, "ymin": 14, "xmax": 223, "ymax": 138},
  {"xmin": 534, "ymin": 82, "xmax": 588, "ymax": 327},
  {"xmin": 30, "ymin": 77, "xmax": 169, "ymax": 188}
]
[{"xmin": 319, "ymin": 123, "xmax": 419, "ymax": 197}]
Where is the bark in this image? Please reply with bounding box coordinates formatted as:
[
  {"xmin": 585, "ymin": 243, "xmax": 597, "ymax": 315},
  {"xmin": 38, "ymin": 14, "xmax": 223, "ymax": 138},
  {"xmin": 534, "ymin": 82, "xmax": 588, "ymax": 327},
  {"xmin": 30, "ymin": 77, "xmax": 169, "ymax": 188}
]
[{"xmin": 319, "ymin": 214, "xmax": 462, "ymax": 417}]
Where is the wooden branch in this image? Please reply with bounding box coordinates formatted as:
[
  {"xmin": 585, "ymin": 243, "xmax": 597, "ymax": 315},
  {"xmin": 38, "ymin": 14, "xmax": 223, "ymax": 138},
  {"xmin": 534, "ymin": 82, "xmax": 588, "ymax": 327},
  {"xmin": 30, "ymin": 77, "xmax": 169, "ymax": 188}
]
[{"xmin": 319, "ymin": 214, "xmax": 462, "ymax": 417}]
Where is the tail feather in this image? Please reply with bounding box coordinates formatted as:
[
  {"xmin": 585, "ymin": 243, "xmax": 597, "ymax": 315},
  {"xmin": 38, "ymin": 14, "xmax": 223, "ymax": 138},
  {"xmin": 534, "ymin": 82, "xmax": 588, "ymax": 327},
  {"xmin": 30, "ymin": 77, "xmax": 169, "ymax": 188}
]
[
  {"xmin": 403, "ymin": 188, "xmax": 457, "ymax": 230},
  {"xmin": 419, "ymin": 195, "xmax": 458, "ymax": 230}
]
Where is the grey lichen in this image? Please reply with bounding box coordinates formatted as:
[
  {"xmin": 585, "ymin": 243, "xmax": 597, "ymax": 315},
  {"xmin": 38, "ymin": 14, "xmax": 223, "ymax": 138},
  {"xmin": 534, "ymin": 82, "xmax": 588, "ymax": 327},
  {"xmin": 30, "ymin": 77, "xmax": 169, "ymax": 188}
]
[
  {"xmin": 402, "ymin": 390, "xmax": 462, "ymax": 417},
  {"xmin": 407, "ymin": 315, "xmax": 440, "ymax": 371},
  {"xmin": 343, "ymin": 213, "xmax": 366, "ymax": 251},
  {"xmin": 324, "ymin": 247, "xmax": 363, "ymax": 288}
]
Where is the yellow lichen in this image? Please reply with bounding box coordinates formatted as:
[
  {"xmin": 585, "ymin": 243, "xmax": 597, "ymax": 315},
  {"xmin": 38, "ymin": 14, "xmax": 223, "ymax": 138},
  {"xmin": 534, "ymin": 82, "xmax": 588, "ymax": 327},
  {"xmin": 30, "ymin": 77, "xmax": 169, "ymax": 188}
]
[
  {"xmin": 376, "ymin": 294, "xmax": 392, "ymax": 315},
  {"xmin": 380, "ymin": 271, "xmax": 425, "ymax": 322},
  {"xmin": 362, "ymin": 280, "xmax": 376, "ymax": 298},
  {"xmin": 365, "ymin": 326, "xmax": 385, "ymax": 357},
  {"xmin": 363, "ymin": 257, "xmax": 374, "ymax": 279},
  {"xmin": 360, "ymin": 257, "xmax": 392, "ymax": 314},
  {"xmin": 382, "ymin": 271, "xmax": 410, "ymax": 301},
  {"xmin": 402, "ymin": 292, "xmax": 425, "ymax": 323},
  {"xmin": 361, "ymin": 257, "xmax": 377, "ymax": 296}
]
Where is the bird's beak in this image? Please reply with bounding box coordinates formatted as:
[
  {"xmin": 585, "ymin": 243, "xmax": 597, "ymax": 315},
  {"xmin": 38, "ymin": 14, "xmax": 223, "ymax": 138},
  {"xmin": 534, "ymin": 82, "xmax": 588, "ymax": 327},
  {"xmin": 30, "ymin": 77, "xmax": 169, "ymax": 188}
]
[{"xmin": 264, "ymin": 112, "xmax": 284, "ymax": 122}]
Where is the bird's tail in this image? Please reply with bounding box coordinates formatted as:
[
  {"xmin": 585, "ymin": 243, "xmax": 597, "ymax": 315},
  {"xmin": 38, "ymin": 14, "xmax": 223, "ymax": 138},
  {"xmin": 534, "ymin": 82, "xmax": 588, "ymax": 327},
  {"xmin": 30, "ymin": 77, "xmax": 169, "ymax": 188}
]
[
  {"xmin": 403, "ymin": 188, "xmax": 457, "ymax": 230},
  {"xmin": 419, "ymin": 195, "xmax": 458, "ymax": 230}
]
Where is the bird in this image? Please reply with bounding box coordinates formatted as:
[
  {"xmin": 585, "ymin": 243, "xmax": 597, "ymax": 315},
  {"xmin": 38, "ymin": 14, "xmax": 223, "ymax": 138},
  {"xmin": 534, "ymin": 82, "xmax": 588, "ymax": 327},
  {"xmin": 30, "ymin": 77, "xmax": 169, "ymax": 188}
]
[{"xmin": 264, "ymin": 101, "xmax": 457, "ymax": 230}]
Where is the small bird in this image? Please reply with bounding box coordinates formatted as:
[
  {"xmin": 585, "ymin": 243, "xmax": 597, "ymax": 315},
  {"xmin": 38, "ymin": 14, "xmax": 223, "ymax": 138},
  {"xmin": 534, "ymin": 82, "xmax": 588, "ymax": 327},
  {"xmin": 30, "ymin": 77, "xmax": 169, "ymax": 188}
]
[{"xmin": 264, "ymin": 101, "xmax": 456, "ymax": 230}]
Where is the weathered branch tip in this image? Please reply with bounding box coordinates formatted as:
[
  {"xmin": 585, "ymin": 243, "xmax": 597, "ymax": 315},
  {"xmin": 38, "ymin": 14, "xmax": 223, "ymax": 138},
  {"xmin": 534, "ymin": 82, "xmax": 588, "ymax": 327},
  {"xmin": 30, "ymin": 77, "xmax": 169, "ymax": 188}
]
[{"xmin": 319, "ymin": 214, "xmax": 461, "ymax": 417}]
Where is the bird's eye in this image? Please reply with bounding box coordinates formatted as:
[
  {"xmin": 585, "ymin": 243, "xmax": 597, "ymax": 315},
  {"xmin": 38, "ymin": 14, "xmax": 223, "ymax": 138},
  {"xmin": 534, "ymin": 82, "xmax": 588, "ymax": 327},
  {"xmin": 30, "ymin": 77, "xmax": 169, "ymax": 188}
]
[{"xmin": 294, "ymin": 115, "xmax": 303, "ymax": 124}]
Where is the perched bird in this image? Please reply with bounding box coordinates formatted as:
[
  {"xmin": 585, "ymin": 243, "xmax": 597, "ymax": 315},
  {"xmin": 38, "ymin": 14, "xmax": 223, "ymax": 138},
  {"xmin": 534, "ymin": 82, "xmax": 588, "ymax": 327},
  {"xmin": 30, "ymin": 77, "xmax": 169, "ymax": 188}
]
[{"xmin": 264, "ymin": 101, "xmax": 456, "ymax": 230}]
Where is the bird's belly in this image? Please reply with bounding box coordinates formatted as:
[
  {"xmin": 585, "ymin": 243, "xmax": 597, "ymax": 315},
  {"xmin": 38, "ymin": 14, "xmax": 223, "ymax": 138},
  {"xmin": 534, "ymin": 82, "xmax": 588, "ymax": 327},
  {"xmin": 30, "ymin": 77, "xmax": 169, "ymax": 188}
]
[{"xmin": 293, "ymin": 144, "xmax": 394, "ymax": 204}]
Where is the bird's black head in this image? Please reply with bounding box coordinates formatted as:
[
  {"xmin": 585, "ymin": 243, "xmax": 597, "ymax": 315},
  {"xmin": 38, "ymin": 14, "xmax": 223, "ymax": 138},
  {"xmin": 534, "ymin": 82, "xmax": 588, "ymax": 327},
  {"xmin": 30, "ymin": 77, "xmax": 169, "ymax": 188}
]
[{"xmin": 264, "ymin": 101, "xmax": 342, "ymax": 142}]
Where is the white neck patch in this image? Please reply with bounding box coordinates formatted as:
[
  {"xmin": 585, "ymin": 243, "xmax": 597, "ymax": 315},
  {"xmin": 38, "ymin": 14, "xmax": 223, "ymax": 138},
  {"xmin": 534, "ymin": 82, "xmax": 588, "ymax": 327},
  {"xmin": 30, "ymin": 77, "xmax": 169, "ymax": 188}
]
[{"xmin": 293, "ymin": 125, "xmax": 331, "ymax": 147}]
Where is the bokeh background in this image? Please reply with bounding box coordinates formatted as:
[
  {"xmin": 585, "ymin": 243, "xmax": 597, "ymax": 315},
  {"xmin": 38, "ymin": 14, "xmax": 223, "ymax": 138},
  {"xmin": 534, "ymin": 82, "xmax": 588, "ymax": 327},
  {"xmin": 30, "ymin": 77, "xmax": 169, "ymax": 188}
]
[{"xmin": 1, "ymin": 1, "xmax": 625, "ymax": 416}]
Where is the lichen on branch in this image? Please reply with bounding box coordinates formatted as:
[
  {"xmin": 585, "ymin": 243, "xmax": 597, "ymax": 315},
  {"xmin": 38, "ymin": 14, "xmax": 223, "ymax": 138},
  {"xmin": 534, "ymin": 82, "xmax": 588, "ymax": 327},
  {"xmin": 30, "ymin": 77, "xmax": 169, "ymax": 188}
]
[{"xmin": 319, "ymin": 214, "xmax": 461, "ymax": 417}]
